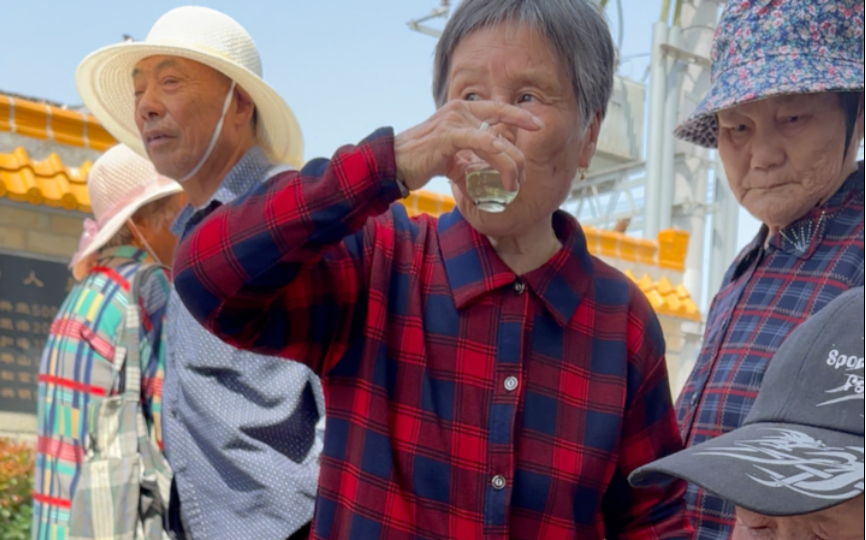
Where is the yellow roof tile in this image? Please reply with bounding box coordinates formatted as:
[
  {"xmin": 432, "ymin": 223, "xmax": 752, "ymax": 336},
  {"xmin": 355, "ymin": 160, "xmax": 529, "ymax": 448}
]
[
  {"xmin": 655, "ymin": 275, "xmax": 674, "ymax": 297},
  {"xmin": 0, "ymin": 94, "xmax": 116, "ymax": 151},
  {"xmin": 0, "ymin": 147, "xmax": 91, "ymax": 212},
  {"xmin": 400, "ymin": 190, "xmax": 456, "ymax": 218},
  {"xmin": 632, "ymin": 272, "xmax": 701, "ymax": 322}
]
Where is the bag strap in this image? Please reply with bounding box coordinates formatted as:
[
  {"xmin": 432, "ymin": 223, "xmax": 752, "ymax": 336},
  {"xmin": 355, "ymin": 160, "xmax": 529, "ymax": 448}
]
[{"xmin": 118, "ymin": 264, "xmax": 163, "ymax": 400}]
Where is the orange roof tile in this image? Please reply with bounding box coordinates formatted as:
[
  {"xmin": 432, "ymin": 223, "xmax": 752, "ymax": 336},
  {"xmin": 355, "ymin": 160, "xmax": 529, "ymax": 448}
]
[
  {"xmin": 401, "ymin": 190, "xmax": 456, "ymax": 218},
  {"xmin": 0, "ymin": 147, "xmax": 91, "ymax": 212},
  {"xmin": 623, "ymin": 269, "xmax": 701, "ymax": 321},
  {"xmin": 0, "ymin": 94, "xmax": 116, "ymax": 151}
]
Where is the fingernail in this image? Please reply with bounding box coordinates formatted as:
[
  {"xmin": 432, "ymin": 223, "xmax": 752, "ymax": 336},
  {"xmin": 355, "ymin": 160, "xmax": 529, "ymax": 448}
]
[
  {"xmin": 492, "ymin": 139, "xmax": 506, "ymax": 152},
  {"xmin": 533, "ymin": 116, "xmax": 545, "ymax": 129}
]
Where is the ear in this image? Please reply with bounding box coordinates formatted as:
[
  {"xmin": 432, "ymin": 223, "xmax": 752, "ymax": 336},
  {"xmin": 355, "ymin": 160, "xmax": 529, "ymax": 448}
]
[
  {"xmin": 127, "ymin": 216, "xmax": 153, "ymax": 242},
  {"xmin": 232, "ymin": 85, "xmax": 256, "ymax": 127},
  {"xmin": 578, "ymin": 111, "xmax": 602, "ymax": 169}
]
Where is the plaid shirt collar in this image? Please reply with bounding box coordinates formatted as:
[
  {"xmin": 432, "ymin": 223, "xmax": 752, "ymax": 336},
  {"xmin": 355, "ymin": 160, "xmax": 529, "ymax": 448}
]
[
  {"xmin": 437, "ymin": 209, "xmax": 593, "ymax": 327},
  {"xmin": 171, "ymin": 146, "xmax": 271, "ymax": 238}
]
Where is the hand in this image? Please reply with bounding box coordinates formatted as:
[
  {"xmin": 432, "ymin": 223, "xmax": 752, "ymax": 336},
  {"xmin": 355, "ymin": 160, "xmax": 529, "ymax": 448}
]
[{"xmin": 394, "ymin": 100, "xmax": 544, "ymax": 192}]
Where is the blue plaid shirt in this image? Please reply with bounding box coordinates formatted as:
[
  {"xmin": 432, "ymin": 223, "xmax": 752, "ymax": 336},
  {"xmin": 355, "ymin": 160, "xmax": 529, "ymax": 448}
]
[
  {"xmin": 676, "ymin": 166, "xmax": 865, "ymax": 540},
  {"xmin": 163, "ymin": 147, "xmax": 325, "ymax": 540}
]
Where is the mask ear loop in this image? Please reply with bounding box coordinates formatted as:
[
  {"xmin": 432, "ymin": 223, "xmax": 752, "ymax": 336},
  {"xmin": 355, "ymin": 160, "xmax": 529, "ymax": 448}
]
[
  {"xmin": 178, "ymin": 81, "xmax": 237, "ymax": 183},
  {"xmin": 127, "ymin": 219, "xmax": 163, "ymax": 267}
]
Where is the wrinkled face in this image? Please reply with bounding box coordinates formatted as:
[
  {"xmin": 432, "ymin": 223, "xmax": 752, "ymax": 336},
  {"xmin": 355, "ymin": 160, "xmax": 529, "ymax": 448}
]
[
  {"xmin": 716, "ymin": 93, "xmax": 861, "ymax": 230},
  {"xmin": 132, "ymin": 56, "xmax": 233, "ymax": 180},
  {"xmin": 731, "ymin": 497, "xmax": 865, "ymax": 540},
  {"xmin": 445, "ymin": 22, "xmax": 599, "ymax": 238}
]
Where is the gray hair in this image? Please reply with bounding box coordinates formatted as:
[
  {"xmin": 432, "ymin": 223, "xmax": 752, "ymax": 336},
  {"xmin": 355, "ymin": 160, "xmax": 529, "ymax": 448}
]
[
  {"xmin": 433, "ymin": 0, "xmax": 616, "ymax": 128},
  {"xmin": 102, "ymin": 193, "xmax": 182, "ymax": 250}
]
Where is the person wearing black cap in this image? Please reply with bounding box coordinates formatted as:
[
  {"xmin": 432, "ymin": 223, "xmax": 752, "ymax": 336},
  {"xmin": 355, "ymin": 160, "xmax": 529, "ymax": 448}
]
[{"xmin": 631, "ymin": 288, "xmax": 864, "ymax": 539}]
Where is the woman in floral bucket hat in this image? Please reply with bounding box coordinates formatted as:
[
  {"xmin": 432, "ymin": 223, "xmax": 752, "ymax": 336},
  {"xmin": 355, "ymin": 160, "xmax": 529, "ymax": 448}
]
[{"xmin": 668, "ymin": 1, "xmax": 864, "ymax": 539}]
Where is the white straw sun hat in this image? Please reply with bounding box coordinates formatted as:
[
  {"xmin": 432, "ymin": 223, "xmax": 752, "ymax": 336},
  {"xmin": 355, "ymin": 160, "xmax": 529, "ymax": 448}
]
[
  {"xmin": 75, "ymin": 6, "xmax": 303, "ymax": 168},
  {"xmin": 70, "ymin": 144, "xmax": 182, "ymax": 278}
]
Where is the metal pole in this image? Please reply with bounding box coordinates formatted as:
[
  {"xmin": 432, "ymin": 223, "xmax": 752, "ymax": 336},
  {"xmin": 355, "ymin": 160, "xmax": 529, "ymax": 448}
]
[
  {"xmin": 708, "ymin": 152, "xmax": 740, "ymax": 296},
  {"xmin": 643, "ymin": 22, "xmax": 668, "ymax": 240},
  {"xmin": 658, "ymin": 25, "xmax": 684, "ymax": 231}
]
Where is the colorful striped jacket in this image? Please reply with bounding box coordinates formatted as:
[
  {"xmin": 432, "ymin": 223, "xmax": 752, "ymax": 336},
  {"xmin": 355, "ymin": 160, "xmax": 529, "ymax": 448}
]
[{"xmin": 32, "ymin": 246, "xmax": 169, "ymax": 540}]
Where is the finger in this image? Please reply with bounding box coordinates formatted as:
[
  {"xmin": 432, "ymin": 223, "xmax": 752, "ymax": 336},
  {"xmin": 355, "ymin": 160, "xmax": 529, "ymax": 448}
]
[
  {"xmin": 447, "ymin": 129, "xmax": 524, "ymax": 192},
  {"xmin": 474, "ymin": 147, "xmax": 523, "ymax": 192},
  {"xmin": 462, "ymin": 101, "xmax": 545, "ymax": 132}
]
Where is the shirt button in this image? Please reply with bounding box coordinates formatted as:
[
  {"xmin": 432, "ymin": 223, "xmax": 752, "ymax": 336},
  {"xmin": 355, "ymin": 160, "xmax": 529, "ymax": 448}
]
[
  {"xmin": 690, "ymin": 393, "xmax": 699, "ymax": 406},
  {"xmin": 513, "ymin": 279, "xmax": 525, "ymax": 294},
  {"xmin": 491, "ymin": 475, "xmax": 507, "ymax": 490},
  {"xmin": 504, "ymin": 376, "xmax": 519, "ymax": 392}
]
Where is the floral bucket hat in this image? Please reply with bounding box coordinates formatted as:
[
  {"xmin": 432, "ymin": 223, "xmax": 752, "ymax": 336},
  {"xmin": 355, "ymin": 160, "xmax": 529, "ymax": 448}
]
[{"xmin": 676, "ymin": 0, "xmax": 865, "ymax": 148}]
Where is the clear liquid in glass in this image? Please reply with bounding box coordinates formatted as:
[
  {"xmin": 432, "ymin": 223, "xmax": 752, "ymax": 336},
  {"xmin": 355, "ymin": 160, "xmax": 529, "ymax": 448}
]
[{"xmin": 464, "ymin": 165, "xmax": 518, "ymax": 213}]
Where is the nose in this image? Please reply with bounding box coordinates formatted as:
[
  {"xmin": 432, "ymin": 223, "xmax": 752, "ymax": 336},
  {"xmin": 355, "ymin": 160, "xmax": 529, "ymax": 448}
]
[
  {"xmin": 749, "ymin": 125, "xmax": 785, "ymax": 171},
  {"xmin": 135, "ymin": 83, "xmax": 165, "ymax": 125},
  {"xmin": 486, "ymin": 91, "xmax": 519, "ymax": 144}
]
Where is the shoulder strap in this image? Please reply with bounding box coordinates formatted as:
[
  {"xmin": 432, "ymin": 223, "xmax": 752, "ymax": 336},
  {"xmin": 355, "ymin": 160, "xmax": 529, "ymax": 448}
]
[{"xmin": 120, "ymin": 264, "xmax": 164, "ymax": 400}]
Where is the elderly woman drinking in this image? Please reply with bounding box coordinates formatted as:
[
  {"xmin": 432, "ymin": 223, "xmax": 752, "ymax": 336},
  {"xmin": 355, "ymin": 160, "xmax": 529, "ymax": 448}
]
[
  {"xmin": 671, "ymin": 2, "xmax": 865, "ymax": 539},
  {"xmin": 173, "ymin": 0, "xmax": 690, "ymax": 538}
]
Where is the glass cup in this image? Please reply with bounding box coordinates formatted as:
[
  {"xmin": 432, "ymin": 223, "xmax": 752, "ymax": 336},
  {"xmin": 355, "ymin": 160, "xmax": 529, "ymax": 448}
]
[{"xmin": 464, "ymin": 162, "xmax": 518, "ymax": 213}]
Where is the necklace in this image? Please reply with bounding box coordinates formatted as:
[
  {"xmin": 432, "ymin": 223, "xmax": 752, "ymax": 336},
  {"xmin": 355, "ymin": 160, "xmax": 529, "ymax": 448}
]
[{"xmin": 779, "ymin": 209, "xmax": 826, "ymax": 253}]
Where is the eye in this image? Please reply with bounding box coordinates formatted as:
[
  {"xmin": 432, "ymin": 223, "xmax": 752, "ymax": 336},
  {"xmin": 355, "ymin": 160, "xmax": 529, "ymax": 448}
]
[
  {"xmin": 517, "ymin": 94, "xmax": 536, "ymax": 104},
  {"xmin": 463, "ymin": 92, "xmax": 480, "ymax": 101},
  {"xmin": 745, "ymin": 526, "xmax": 774, "ymax": 540},
  {"xmin": 162, "ymin": 77, "xmax": 179, "ymax": 86}
]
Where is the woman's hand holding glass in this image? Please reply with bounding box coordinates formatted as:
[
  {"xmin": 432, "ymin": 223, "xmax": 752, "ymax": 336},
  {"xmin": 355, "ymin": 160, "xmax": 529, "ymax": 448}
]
[{"xmin": 393, "ymin": 100, "xmax": 544, "ymax": 194}]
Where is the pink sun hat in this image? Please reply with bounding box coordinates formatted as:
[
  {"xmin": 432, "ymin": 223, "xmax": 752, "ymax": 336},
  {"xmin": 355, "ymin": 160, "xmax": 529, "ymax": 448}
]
[{"xmin": 70, "ymin": 144, "xmax": 182, "ymax": 279}]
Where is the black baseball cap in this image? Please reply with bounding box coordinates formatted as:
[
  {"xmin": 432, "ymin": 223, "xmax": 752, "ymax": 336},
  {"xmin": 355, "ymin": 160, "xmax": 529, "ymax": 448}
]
[{"xmin": 629, "ymin": 288, "xmax": 865, "ymax": 516}]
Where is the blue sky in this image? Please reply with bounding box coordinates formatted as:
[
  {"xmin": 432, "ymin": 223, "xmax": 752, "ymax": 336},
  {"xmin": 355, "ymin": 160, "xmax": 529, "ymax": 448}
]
[{"xmin": 0, "ymin": 0, "xmax": 762, "ymax": 253}]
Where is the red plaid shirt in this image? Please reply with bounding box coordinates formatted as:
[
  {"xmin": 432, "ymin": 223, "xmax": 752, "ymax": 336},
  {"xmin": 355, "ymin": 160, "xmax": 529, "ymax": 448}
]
[{"xmin": 173, "ymin": 129, "xmax": 691, "ymax": 540}]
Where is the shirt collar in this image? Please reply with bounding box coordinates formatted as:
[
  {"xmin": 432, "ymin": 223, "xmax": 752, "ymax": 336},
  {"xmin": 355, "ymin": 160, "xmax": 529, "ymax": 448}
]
[
  {"xmin": 171, "ymin": 146, "xmax": 272, "ymax": 237},
  {"xmin": 437, "ymin": 209, "xmax": 593, "ymax": 327},
  {"xmin": 767, "ymin": 162, "xmax": 864, "ymax": 259}
]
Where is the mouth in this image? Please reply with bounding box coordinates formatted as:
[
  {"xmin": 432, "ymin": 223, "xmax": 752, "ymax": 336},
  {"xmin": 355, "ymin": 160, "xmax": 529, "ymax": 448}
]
[{"xmin": 143, "ymin": 130, "xmax": 175, "ymax": 149}]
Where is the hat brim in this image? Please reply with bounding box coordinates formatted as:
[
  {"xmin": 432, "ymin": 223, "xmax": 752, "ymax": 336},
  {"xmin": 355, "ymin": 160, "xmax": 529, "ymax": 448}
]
[
  {"xmin": 76, "ymin": 41, "xmax": 304, "ymax": 168},
  {"xmin": 72, "ymin": 180, "xmax": 183, "ymax": 268},
  {"xmin": 629, "ymin": 422, "xmax": 865, "ymax": 517},
  {"xmin": 676, "ymin": 53, "xmax": 865, "ymax": 148}
]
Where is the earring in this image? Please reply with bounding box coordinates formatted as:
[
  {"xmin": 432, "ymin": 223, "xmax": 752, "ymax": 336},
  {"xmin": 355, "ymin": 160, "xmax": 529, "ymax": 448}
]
[{"xmin": 579, "ymin": 169, "xmax": 586, "ymax": 181}]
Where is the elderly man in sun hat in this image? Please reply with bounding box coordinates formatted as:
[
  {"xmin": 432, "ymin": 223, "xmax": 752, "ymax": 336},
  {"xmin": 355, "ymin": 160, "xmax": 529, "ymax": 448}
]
[
  {"xmin": 632, "ymin": 287, "xmax": 865, "ymax": 540},
  {"xmin": 672, "ymin": 1, "xmax": 864, "ymax": 539},
  {"xmin": 33, "ymin": 144, "xmax": 184, "ymax": 539},
  {"xmin": 76, "ymin": 7, "xmax": 324, "ymax": 540}
]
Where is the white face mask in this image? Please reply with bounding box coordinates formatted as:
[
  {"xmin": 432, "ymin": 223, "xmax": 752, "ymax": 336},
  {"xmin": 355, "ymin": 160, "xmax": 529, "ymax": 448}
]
[
  {"xmin": 178, "ymin": 81, "xmax": 237, "ymax": 183},
  {"xmin": 127, "ymin": 219, "xmax": 163, "ymax": 266}
]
